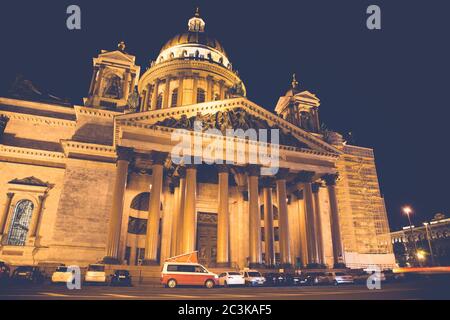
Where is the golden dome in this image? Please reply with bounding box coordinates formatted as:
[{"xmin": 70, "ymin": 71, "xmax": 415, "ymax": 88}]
[{"xmin": 160, "ymin": 32, "xmax": 228, "ymax": 57}]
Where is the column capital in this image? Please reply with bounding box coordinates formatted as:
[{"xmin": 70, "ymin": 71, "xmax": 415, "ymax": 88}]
[
  {"xmin": 260, "ymin": 176, "xmax": 275, "ymax": 189},
  {"xmin": 293, "ymin": 189, "xmax": 304, "ymax": 200},
  {"xmin": 296, "ymin": 170, "xmax": 315, "ymax": 183},
  {"xmin": 6, "ymin": 192, "xmax": 14, "ymax": 199},
  {"xmin": 276, "ymin": 168, "xmax": 290, "ymax": 180},
  {"xmin": 151, "ymin": 151, "xmax": 168, "ymax": 166},
  {"xmin": 311, "ymin": 182, "xmax": 322, "ymax": 194},
  {"xmin": 216, "ymin": 164, "xmax": 230, "ymax": 174},
  {"xmin": 322, "ymin": 173, "xmax": 339, "ymax": 186},
  {"xmin": 177, "ymin": 166, "xmax": 187, "ymax": 178},
  {"xmin": 247, "ymin": 165, "xmax": 261, "ymax": 177},
  {"xmin": 117, "ymin": 147, "xmax": 134, "ymax": 161}
]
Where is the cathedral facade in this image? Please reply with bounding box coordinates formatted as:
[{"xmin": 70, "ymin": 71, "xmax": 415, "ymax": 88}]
[{"xmin": 0, "ymin": 11, "xmax": 395, "ymax": 270}]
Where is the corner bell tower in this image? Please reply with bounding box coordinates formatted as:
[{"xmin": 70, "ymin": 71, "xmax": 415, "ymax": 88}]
[
  {"xmin": 275, "ymin": 74, "xmax": 321, "ymax": 133},
  {"xmin": 84, "ymin": 42, "xmax": 141, "ymax": 112}
]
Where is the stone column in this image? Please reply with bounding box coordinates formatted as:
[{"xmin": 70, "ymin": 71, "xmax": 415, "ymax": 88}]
[
  {"xmin": 294, "ymin": 190, "xmax": 308, "ymax": 267},
  {"xmin": 143, "ymin": 152, "xmax": 166, "ymax": 265},
  {"xmin": 177, "ymin": 75, "xmax": 184, "ymax": 107},
  {"xmin": 182, "ymin": 165, "xmax": 197, "ymax": 254},
  {"xmin": 217, "ymin": 165, "xmax": 230, "ymax": 266},
  {"xmin": 163, "ymin": 78, "xmax": 171, "ymax": 109},
  {"xmin": 94, "ymin": 65, "xmax": 105, "ymax": 95},
  {"xmin": 29, "ymin": 194, "xmax": 47, "ymax": 238},
  {"xmin": 104, "ymin": 147, "xmax": 133, "ymax": 264},
  {"xmin": 206, "ymin": 76, "xmax": 213, "ymax": 101},
  {"xmin": 248, "ymin": 165, "xmax": 262, "ymax": 266},
  {"xmin": 123, "ymin": 69, "xmax": 131, "ymax": 101},
  {"xmin": 192, "ymin": 75, "xmax": 199, "ymax": 104},
  {"xmin": 276, "ymin": 169, "xmax": 291, "ymax": 265},
  {"xmin": 312, "ymin": 183, "xmax": 325, "ymax": 264},
  {"xmin": 144, "ymin": 84, "xmax": 152, "ymax": 111},
  {"xmin": 219, "ymin": 80, "xmax": 225, "ymax": 100},
  {"xmin": 176, "ymin": 168, "xmax": 187, "ymax": 255},
  {"xmin": 151, "ymin": 80, "xmax": 160, "ymax": 110},
  {"xmin": 88, "ymin": 66, "xmax": 99, "ymax": 96},
  {"xmin": 261, "ymin": 178, "xmax": 275, "ymax": 266},
  {"xmin": 323, "ymin": 174, "xmax": 344, "ymax": 267},
  {"xmin": 170, "ymin": 178, "xmax": 181, "ymax": 257},
  {"xmin": 0, "ymin": 193, "xmax": 14, "ymax": 236},
  {"xmin": 298, "ymin": 171, "xmax": 318, "ymax": 265}
]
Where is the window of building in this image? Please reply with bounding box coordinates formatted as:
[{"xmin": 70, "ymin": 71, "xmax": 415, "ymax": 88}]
[
  {"xmin": 156, "ymin": 93, "xmax": 163, "ymax": 109},
  {"xmin": 197, "ymin": 88, "xmax": 206, "ymax": 103},
  {"xmin": 171, "ymin": 88, "xmax": 178, "ymax": 107},
  {"xmin": 7, "ymin": 200, "xmax": 34, "ymax": 246}
]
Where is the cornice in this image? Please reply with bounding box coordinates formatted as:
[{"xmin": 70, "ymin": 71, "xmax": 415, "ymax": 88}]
[
  {"xmin": 139, "ymin": 59, "xmax": 241, "ymax": 87},
  {"xmin": 0, "ymin": 144, "xmax": 66, "ymax": 166},
  {"xmin": 0, "ymin": 111, "xmax": 76, "ymax": 127},
  {"xmin": 74, "ymin": 105, "xmax": 123, "ymax": 120},
  {"xmin": 60, "ymin": 140, "xmax": 117, "ymax": 160}
]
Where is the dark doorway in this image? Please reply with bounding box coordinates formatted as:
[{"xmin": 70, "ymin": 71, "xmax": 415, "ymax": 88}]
[{"xmin": 197, "ymin": 212, "xmax": 218, "ymax": 267}]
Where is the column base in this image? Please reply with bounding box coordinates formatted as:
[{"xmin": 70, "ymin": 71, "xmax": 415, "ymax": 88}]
[
  {"xmin": 142, "ymin": 259, "xmax": 160, "ymax": 266},
  {"xmin": 103, "ymin": 257, "xmax": 121, "ymax": 265},
  {"xmin": 249, "ymin": 263, "xmax": 265, "ymax": 269},
  {"xmin": 333, "ymin": 263, "xmax": 347, "ymax": 269}
]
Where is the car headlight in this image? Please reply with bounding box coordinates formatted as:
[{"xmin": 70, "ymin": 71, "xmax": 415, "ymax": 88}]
[{"xmin": 214, "ymin": 275, "xmax": 219, "ymax": 279}]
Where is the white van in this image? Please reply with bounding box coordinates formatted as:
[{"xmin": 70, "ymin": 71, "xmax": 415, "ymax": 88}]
[{"xmin": 84, "ymin": 264, "xmax": 107, "ymax": 284}]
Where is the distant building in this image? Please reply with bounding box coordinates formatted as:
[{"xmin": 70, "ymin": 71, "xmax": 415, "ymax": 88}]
[{"xmin": 391, "ymin": 214, "xmax": 450, "ymax": 267}]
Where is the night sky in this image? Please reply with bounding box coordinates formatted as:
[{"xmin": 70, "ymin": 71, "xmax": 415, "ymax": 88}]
[{"xmin": 0, "ymin": 0, "xmax": 448, "ymax": 230}]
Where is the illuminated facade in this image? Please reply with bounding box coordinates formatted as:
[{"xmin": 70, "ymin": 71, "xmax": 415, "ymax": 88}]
[{"xmin": 0, "ymin": 10, "xmax": 395, "ymax": 269}]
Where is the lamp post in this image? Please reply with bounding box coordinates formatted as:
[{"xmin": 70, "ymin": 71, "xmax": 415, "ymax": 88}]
[
  {"xmin": 423, "ymin": 222, "xmax": 436, "ymax": 266},
  {"xmin": 402, "ymin": 206, "xmax": 421, "ymax": 267}
]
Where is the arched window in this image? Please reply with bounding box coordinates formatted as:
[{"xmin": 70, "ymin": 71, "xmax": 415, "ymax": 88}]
[
  {"xmin": 128, "ymin": 193, "xmax": 150, "ymax": 235},
  {"xmin": 197, "ymin": 88, "xmax": 206, "ymax": 103},
  {"xmin": 7, "ymin": 200, "xmax": 34, "ymax": 246},
  {"xmin": 156, "ymin": 93, "xmax": 163, "ymax": 109},
  {"xmin": 171, "ymin": 88, "xmax": 178, "ymax": 107}
]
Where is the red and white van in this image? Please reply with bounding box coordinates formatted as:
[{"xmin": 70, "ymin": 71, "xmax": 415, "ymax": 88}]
[{"xmin": 161, "ymin": 262, "xmax": 218, "ymax": 288}]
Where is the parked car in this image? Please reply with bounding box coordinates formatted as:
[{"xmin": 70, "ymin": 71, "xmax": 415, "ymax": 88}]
[
  {"xmin": 241, "ymin": 270, "xmax": 266, "ymax": 287},
  {"xmin": 264, "ymin": 273, "xmax": 289, "ymax": 287},
  {"xmin": 110, "ymin": 270, "xmax": 132, "ymax": 287},
  {"xmin": 218, "ymin": 271, "xmax": 245, "ymax": 287},
  {"xmin": 351, "ymin": 270, "xmax": 370, "ymax": 284},
  {"xmin": 161, "ymin": 262, "xmax": 218, "ymax": 288},
  {"xmin": 84, "ymin": 264, "xmax": 107, "ymax": 285},
  {"xmin": 51, "ymin": 265, "xmax": 74, "ymax": 284},
  {"xmin": 326, "ymin": 272, "xmax": 354, "ymax": 285},
  {"xmin": 309, "ymin": 272, "xmax": 331, "ymax": 286},
  {"xmin": 0, "ymin": 261, "xmax": 10, "ymax": 284},
  {"xmin": 296, "ymin": 273, "xmax": 315, "ymax": 286},
  {"xmin": 11, "ymin": 266, "xmax": 45, "ymax": 284}
]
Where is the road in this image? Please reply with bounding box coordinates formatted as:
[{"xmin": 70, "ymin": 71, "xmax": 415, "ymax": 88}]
[{"xmin": 1, "ymin": 278, "xmax": 449, "ymax": 300}]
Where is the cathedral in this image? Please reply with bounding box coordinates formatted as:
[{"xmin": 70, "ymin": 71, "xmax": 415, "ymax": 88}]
[{"xmin": 0, "ymin": 10, "xmax": 395, "ymax": 270}]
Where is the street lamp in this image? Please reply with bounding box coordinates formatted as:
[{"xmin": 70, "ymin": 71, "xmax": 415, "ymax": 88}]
[
  {"xmin": 402, "ymin": 206, "xmax": 421, "ymax": 267},
  {"xmin": 423, "ymin": 222, "xmax": 436, "ymax": 266}
]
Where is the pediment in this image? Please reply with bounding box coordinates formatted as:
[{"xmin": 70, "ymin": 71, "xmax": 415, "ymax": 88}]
[
  {"xmin": 9, "ymin": 176, "xmax": 51, "ymax": 187},
  {"xmin": 98, "ymin": 50, "xmax": 135, "ymax": 64},
  {"xmin": 115, "ymin": 98, "xmax": 341, "ymax": 155}
]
